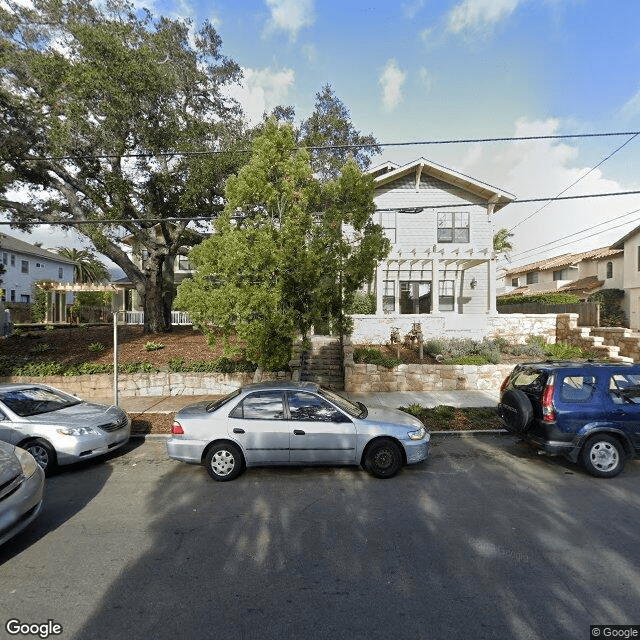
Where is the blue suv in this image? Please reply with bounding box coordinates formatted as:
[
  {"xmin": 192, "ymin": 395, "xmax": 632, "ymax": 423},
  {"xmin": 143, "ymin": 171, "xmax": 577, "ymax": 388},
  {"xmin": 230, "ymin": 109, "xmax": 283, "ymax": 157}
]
[{"xmin": 498, "ymin": 361, "xmax": 640, "ymax": 478}]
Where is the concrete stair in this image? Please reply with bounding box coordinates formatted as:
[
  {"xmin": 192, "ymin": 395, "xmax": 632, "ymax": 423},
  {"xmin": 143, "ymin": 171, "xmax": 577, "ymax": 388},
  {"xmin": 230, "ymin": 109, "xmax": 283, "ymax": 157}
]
[{"xmin": 299, "ymin": 336, "xmax": 344, "ymax": 390}]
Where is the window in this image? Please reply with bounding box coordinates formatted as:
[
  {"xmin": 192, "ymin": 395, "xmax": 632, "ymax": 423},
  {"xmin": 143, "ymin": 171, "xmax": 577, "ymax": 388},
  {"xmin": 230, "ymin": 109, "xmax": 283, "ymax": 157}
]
[
  {"xmin": 178, "ymin": 256, "xmax": 193, "ymax": 271},
  {"xmin": 58, "ymin": 267, "xmax": 64, "ymax": 279},
  {"xmin": 606, "ymin": 261, "xmax": 613, "ymax": 279},
  {"xmin": 511, "ymin": 278, "xmax": 519, "ymax": 287},
  {"xmin": 609, "ymin": 373, "xmax": 640, "ymax": 404},
  {"xmin": 20, "ymin": 294, "xmax": 30, "ymax": 303},
  {"xmin": 439, "ymin": 280, "xmax": 455, "ymax": 312},
  {"xmin": 21, "ymin": 260, "xmax": 29, "ymax": 274},
  {"xmin": 526, "ymin": 272, "xmax": 539, "ymax": 284},
  {"xmin": 10, "ymin": 254, "xmax": 15, "ymax": 267},
  {"xmin": 553, "ymin": 269, "xmax": 568, "ymax": 281},
  {"xmin": 287, "ymin": 391, "xmax": 347, "ymax": 422},
  {"xmin": 560, "ymin": 375, "xmax": 596, "ymax": 403},
  {"xmin": 2, "ymin": 253, "xmax": 6, "ymax": 265},
  {"xmin": 229, "ymin": 391, "xmax": 284, "ymax": 420},
  {"xmin": 380, "ymin": 211, "xmax": 396, "ymax": 243},
  {"xmin": 400, "ymin": 281, "xmax": 431, "ymax": 314},
  {"xmin": 10, "ymin": 290, "xmax": 15, "ymax": 302},
  {"xmin": 437, "ymin": 212, "xmax": 470, "ymax": 243},
  {"xmin": 383, "ymin": 280, "xmax": 395, "ymax": 314}
]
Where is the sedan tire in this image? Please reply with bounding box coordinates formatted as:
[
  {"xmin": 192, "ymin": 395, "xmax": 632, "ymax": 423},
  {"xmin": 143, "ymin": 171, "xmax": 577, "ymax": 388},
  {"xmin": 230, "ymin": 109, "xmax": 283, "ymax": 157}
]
[
  {"xmin": 204, "ymin": 442, "xmax": 245, "ymax": 481},
  {"xmin": 581, "ymin": 435, "xmax": 625, "ymax": 478},
  {"xmin": 363, "ymin": 438, "xmax": 403, "ymax": 479},
  {"xmin": 23, "ymin": 438, "xmax": 57, "ymax": 475}
]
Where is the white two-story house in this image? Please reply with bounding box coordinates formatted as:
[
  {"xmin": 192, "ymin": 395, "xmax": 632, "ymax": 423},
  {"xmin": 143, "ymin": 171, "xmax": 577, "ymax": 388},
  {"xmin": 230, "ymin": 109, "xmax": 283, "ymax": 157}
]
[
  {"xmin": 350, "ymin": 158, "xmax": 515, "ymax": 343},
  {"xmin": 0, "ymin": 232, "xmax": 76, "ymax": 304}
]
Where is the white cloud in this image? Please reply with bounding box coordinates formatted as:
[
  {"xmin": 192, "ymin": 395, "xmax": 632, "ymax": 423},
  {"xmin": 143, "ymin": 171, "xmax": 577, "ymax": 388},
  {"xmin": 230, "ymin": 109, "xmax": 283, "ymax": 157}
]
[
  {"xmin": 447, "ymin": 0, "xmax": 523, "ymax": 35},
  {"xmin": 379, "ymin": 59, "xmax": 406, "ymax": 112},
  {"xmin": 621, "ymin": 87, "xmax": 640, "ymax": 120},
  {"xmin": 401, "ymin": 0, "xmax": 426, "ymax": 19},
  {"xmin": 458, "ymin": 117, "xmax": 637, "ymax": 265},
  {"xmin": 264, "ymin": 0, "xmax": 315, "ymax": 42},
  {"xmin": 418, "ymin": 67, "xmax": 433, "ymax": 92},
  {"xmin": 227, "ymin": 67, "xmax": 296, "ymax": 124}
]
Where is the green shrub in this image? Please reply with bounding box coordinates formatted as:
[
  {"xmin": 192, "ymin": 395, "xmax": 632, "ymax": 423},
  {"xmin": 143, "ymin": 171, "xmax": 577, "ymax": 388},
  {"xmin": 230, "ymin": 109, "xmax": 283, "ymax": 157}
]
[
  {"xmin": 118, "ymin": 361, "xmax": 157, "ymax": 374},
  {"xmin": 30, "ymin": 343, "xmax": 51, "ymax": 354},
  {"xmin": 11, "ymin": 361, "xmax": 66, "ymax": 376},
  {"xmin": 543, "ymin": 342, "xmax": 587, "ymax": 360},
  {"xmin": 45, "ymin": 324, "xmax": 55, "ymax": 331},
  {"xmin": 168, "ymin": 357, "xmax": 186, "ymax": 372},
  {"xmin": 88, "ymin": 342, "xmax": 106, "ymax": 353},
  {"xmin": 347, "ymin": 292, "xmax": 376, "ymax": 314},
  {"xmin": 144, "ymin": 341, "xmax": 165, "ymax": 351},
  {"xmin": 588, "ymin": 289, "xmax": 626, "ymax": 327},
  {"xmin": 424, "ymin": 339, "xmax": 445, "ymax": 356},
  {"xmin": 354, "ymin": 347, "xmax": 402, "ymax": 368},
  {"xmin": 498, "ymin": 293, "xmax": 581, "ymax": 306},
  {"xmin": 444, "ymin": 355, "xmax": 492, "ymax": 365}
]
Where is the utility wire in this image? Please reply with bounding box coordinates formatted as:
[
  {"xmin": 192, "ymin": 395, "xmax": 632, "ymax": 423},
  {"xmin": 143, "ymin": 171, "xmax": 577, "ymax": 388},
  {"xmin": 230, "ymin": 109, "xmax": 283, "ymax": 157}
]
[
  {"xmin": 508, "ymin": 133, "xmax": 640, "ymax": 233},
  {"xmin": 13, "ymin": 130, "xmax": 640, "ymax": 162}
]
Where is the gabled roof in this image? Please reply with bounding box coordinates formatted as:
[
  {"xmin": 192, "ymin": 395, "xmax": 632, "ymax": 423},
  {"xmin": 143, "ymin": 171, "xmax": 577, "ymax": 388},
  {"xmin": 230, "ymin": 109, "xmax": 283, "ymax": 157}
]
[
  {"xmin": 504, "ymin": 246, "xmax": 622, "ymax": 277},
  {"xmin": 367, "ymin": 157, "xmax": 516, "ymax": 211},
  {"xmin": 612, "ymin": 223, "xmax": 640, "ymax": 249},
  {"xmin": 498, "ymin": 275, "xmax": 604, "ymax": 299},
  {"xmin": 0, "ymin": 232, "xmax": 76, "ymax": 265}
]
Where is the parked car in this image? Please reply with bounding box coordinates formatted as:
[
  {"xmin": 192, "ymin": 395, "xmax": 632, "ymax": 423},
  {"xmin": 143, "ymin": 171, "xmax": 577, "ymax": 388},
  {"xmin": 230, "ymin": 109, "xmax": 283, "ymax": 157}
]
[
  {"xmin": 167, "ymin": 381, "xmax": 430, "ymax": 481},
  {"xmin": 0, "ymin": 384, "xmax": 131, "ymax": 474},
  {"xmin": 497, "ymin": 361, "xmax": 640, "ymax": 477},
  {"xmin": 0, "ymin": 441, "xmax": 45, "ymax": 545}
]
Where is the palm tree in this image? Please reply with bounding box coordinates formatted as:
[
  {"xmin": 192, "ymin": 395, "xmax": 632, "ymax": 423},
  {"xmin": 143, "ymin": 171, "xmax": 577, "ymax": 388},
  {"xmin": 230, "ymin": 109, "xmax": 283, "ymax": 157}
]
[
  {"xmin": 56, "ymin": 247, "xmax": 110, "ymax": 283},
  {"xmin": 493, "ymin": 228, "xmax": 514, "ymax": 259}
]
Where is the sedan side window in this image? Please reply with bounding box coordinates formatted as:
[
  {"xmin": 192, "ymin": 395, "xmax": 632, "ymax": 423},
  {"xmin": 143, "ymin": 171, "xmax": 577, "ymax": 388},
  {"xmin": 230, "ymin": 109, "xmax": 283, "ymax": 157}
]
[
  {"xmin": 287, "ymin": 391, "xmax": 349, "ymax": 422},
  {"xmin": 229, "ymin": 391, "xmax": 284, "ymax": 420}
]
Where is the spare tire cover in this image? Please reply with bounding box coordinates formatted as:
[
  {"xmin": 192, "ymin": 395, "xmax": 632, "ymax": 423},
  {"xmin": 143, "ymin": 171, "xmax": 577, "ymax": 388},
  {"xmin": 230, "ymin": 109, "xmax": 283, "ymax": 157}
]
[{"xmin": 498, "ymin": 389, "xmax": 534, "ymax": 432}]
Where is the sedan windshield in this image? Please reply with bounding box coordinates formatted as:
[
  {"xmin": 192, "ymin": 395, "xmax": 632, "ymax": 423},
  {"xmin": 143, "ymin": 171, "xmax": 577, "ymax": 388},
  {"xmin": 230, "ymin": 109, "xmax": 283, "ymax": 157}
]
[
  {"xmin": 319, "ymin": 388, "xmax": 366, "ymax": 418},
  {"xmin": 0, "ymin": 388, "xmax": 81, "ymax": 417}
]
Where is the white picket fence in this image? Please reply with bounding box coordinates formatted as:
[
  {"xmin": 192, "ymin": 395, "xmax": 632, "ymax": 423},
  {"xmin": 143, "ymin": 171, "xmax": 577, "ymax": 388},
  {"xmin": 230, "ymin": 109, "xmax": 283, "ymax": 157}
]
[{"xmin": 124, "ymin": 310, "xmax": 192, "ymax": 325}]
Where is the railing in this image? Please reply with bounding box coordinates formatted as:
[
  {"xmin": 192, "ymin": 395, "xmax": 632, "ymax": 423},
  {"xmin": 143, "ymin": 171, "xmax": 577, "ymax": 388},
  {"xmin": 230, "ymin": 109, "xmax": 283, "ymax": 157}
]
[{"xmin": 124, "ymin": 311, "xmax": 192, "ymax": 325}]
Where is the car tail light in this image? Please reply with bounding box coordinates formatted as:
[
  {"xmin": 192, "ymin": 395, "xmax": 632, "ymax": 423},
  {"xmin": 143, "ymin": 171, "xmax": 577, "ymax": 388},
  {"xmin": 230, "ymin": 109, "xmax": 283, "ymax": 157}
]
[
  {"xmin": 499, "ymin": 374, "xmax": 511, "ymax": 393},
  {"xmin": 542, "ymin": 383, "xmax": 555, "ymax": 422},
  {"xmin": 171, "ymin": 421, "xmax": 184, "ymax": 435}
]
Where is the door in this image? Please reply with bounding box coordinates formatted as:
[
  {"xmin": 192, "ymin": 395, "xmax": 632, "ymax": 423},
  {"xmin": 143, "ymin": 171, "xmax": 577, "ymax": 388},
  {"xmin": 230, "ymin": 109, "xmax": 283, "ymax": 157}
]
[
  {"xmin": 286, "ymin": 391, "xmax": 357, "ymax": 464},
  {"xmin": 227, "ymin": 390, "xmax": 290, "ymax": 464},
  {"xmin": 607, "ymin": 372, "xmax": 640, "ymax": 452}
]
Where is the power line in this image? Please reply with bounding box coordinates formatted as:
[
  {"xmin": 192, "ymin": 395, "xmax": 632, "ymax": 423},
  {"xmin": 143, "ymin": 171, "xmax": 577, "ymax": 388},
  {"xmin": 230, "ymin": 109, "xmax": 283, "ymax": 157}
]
[
  {"xmin": 2, "ymin": 189, "xmax": 640, "ymax": 227},
  {"xmin": 14, "ymin": 130, "xmax": 640, "ymax": 162}
]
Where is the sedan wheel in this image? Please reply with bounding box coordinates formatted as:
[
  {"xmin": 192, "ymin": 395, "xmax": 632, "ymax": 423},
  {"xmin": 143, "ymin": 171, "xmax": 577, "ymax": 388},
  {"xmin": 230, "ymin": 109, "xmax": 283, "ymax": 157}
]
[
  {"xmin": 204, "ymin": 443, "xmax": 244, "ymax": 481},
  {"xmin": 581, "ymin": 435, "xmax": 624, "ymax": 478},
  {"xmin": 364, "ymin": 438, "xmax": 402, "ymax": 479},
  {"xmin": 24, "ymin": 439, "xmax": 57, "ymax": 475}
]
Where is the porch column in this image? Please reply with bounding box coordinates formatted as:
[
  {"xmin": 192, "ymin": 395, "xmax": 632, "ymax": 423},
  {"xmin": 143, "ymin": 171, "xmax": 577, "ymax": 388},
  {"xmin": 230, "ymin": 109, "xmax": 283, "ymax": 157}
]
[
  {"xmin": 488, "ymin": 259, "xmax": 496, "ymax": 313},
  {"xmin": 375, "ymin": 264, "xmax": 384, "ymax": 317},
  {"xmin": 431, "ymin": 259, "xmax": 439, "ymax": 313}
]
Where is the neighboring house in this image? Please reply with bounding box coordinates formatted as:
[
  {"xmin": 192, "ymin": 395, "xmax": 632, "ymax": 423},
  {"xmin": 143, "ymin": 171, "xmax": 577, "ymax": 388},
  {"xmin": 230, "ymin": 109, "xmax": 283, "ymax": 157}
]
[
  {"xmin": 612, "ymin": 224, "xmax": 640, "ymax": 331},
  {"xmin": 351, "ymin": 158, "xmax": 515, "ymax": 342},
  {"xmin": 0, "ymin": 232, "xmax": 75, "ymax": 312},
  {"xmin": 500, "ymin": 246, "xmax": 624, "ymax": 299}
]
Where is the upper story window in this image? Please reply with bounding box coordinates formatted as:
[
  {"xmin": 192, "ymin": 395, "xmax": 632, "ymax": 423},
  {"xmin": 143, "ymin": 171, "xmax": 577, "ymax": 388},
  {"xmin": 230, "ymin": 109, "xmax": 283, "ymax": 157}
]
[
  {"xmin": 511, "ymin": 277, "xmax": 519, "ymax": 287},
  {"xmin": 2, "ymin": 252, "xmax": 7, "ymax": 265},
  {"xmin": 437, "ymin": 212, "xmax": 469, "ymax": 243},
  {"xmin": 606, "ymin": 261, "xmax": 613, "ymax": 279},
  {"xmin": 10, "ymin": 254, "xmax": 15, "ymax": 267},
  {"xmin": 553, "ymin": 269, "xmax": 569, "ymax": 281},
  {"xmin": 58, "ymin": 267, "xmax": 64, "ymax": 279},
  {"xmin": 380, "ymin": 211, "xmax": 396, "ymax": 243},
  {"xmin": 21, "ymin": 260, "xmax": 29, "ymax": 274},
  {"xmin": 526, "ymin": 272, "xmax": 539, "ymax": 284},
  {"xmin": 178, "ymin": 256, "xmax": 193, "ymax": 271}
]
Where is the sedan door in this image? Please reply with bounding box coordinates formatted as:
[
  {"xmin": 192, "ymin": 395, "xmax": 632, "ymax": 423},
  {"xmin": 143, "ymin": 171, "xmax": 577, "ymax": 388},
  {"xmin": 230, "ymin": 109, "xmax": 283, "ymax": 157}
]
[
  {"xmin": 227, "ymin": 391, "xmax": 290, "ymax": 465},
  {"xmin": 286, "ymin": 391, "xmax": 357, "ymax": 465},
  {"xmin": 0, "ymin": 408, "xmax": 18, "ymax": 445}
]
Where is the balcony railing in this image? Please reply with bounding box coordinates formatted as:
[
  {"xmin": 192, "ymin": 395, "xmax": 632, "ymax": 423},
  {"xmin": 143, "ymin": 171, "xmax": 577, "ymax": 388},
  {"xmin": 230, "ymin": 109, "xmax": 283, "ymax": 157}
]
[{"xmin": 124, "ymin": 311, "xmax": 192, "ymax": 325}]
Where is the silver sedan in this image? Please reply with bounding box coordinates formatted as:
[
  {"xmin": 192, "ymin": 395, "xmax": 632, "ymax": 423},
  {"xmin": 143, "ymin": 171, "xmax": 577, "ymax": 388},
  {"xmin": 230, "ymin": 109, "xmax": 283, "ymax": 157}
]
[
  {"xmin": 0, "ymin": 440, "xmax": 45, "ymax": 545},
  {"xmin": 167, "ymin": 381, "xmax": 430, "ymax": 480},
  {"xmin": 0, "ymin": 383, "xmax": 131, "ymax": 474}
]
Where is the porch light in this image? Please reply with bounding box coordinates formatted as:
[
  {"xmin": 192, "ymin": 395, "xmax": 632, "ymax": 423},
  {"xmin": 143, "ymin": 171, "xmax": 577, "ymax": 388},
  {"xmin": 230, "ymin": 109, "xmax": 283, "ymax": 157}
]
[{"xmin": 470, "ymin": 277, "xmax": 477, "ymax": 289}]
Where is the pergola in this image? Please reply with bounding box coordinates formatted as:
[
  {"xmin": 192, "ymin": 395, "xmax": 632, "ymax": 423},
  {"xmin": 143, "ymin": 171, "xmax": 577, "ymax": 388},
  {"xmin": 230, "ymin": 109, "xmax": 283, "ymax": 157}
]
[{"xmin": 36, "ymin": 282, "xmax": 127, "ymax": 323}]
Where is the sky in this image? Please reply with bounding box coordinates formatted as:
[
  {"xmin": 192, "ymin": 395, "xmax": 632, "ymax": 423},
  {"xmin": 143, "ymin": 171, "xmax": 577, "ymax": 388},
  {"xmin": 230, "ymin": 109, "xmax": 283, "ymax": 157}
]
[{"xmin": 6, "ymin": 0, "xmax": 640, "ymax": 275}]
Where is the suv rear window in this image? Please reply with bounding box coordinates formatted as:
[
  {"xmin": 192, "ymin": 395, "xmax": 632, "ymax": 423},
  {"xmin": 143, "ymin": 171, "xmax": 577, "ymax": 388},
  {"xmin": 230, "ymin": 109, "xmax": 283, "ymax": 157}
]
[
  {"xmin": 510, "ymin": 369, "xmax": 547, "ymax": 393},
  {"xmin": 559, "ymin": 375, "xmax": 596, "ymax": 402}
]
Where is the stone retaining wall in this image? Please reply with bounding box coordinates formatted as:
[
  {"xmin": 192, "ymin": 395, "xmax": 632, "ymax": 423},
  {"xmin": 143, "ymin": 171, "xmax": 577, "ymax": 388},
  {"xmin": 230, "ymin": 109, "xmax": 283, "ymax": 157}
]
[
  {"xmin": 343, "ymin": 340, "xmax": 514, "ymax": 392},
  {"xmin": 0, "ymin": 370, "xmax": 291, "ymax": 398}
]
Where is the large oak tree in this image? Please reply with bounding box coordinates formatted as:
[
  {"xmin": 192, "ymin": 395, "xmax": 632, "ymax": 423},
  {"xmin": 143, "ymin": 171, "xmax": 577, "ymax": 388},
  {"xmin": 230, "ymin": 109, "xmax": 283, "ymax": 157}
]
[{"xmin": 0, "ymin": 0, "xmax": 245, "ymax": 332}]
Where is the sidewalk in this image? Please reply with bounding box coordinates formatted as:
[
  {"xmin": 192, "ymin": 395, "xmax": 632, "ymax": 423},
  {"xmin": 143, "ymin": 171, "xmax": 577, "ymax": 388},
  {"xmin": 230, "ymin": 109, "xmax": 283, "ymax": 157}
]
[{"xmin": 95, "ymin": 389, "xmax": 500, "ymax": 415}]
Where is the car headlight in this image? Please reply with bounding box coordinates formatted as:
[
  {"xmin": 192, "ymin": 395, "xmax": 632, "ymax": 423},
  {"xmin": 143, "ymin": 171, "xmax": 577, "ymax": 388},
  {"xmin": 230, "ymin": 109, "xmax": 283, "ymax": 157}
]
[
  {"xmin": 56, "ymin": 426, "xmax": 100, "ymax": 436},
  {"xmin": 15, "ymin": 447, "xmax": 39, "ymax": 478},
  {"xmin": 408, "ymin": 426, "xmax": 427, "ymax": 440}
]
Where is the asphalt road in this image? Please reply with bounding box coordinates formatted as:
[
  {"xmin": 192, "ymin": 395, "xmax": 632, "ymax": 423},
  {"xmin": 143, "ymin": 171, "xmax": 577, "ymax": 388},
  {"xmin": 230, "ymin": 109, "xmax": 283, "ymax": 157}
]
[{"xmin": 1, "ymin": 434, "xmax": 639, "ymax": 640}]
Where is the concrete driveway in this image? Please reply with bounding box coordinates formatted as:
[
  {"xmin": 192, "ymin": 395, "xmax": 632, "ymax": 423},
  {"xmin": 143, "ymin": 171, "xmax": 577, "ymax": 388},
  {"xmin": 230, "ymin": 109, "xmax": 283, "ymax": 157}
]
[{"xmin": 2, "ymin": 433, "xmax": 639, "ymax": 640}]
